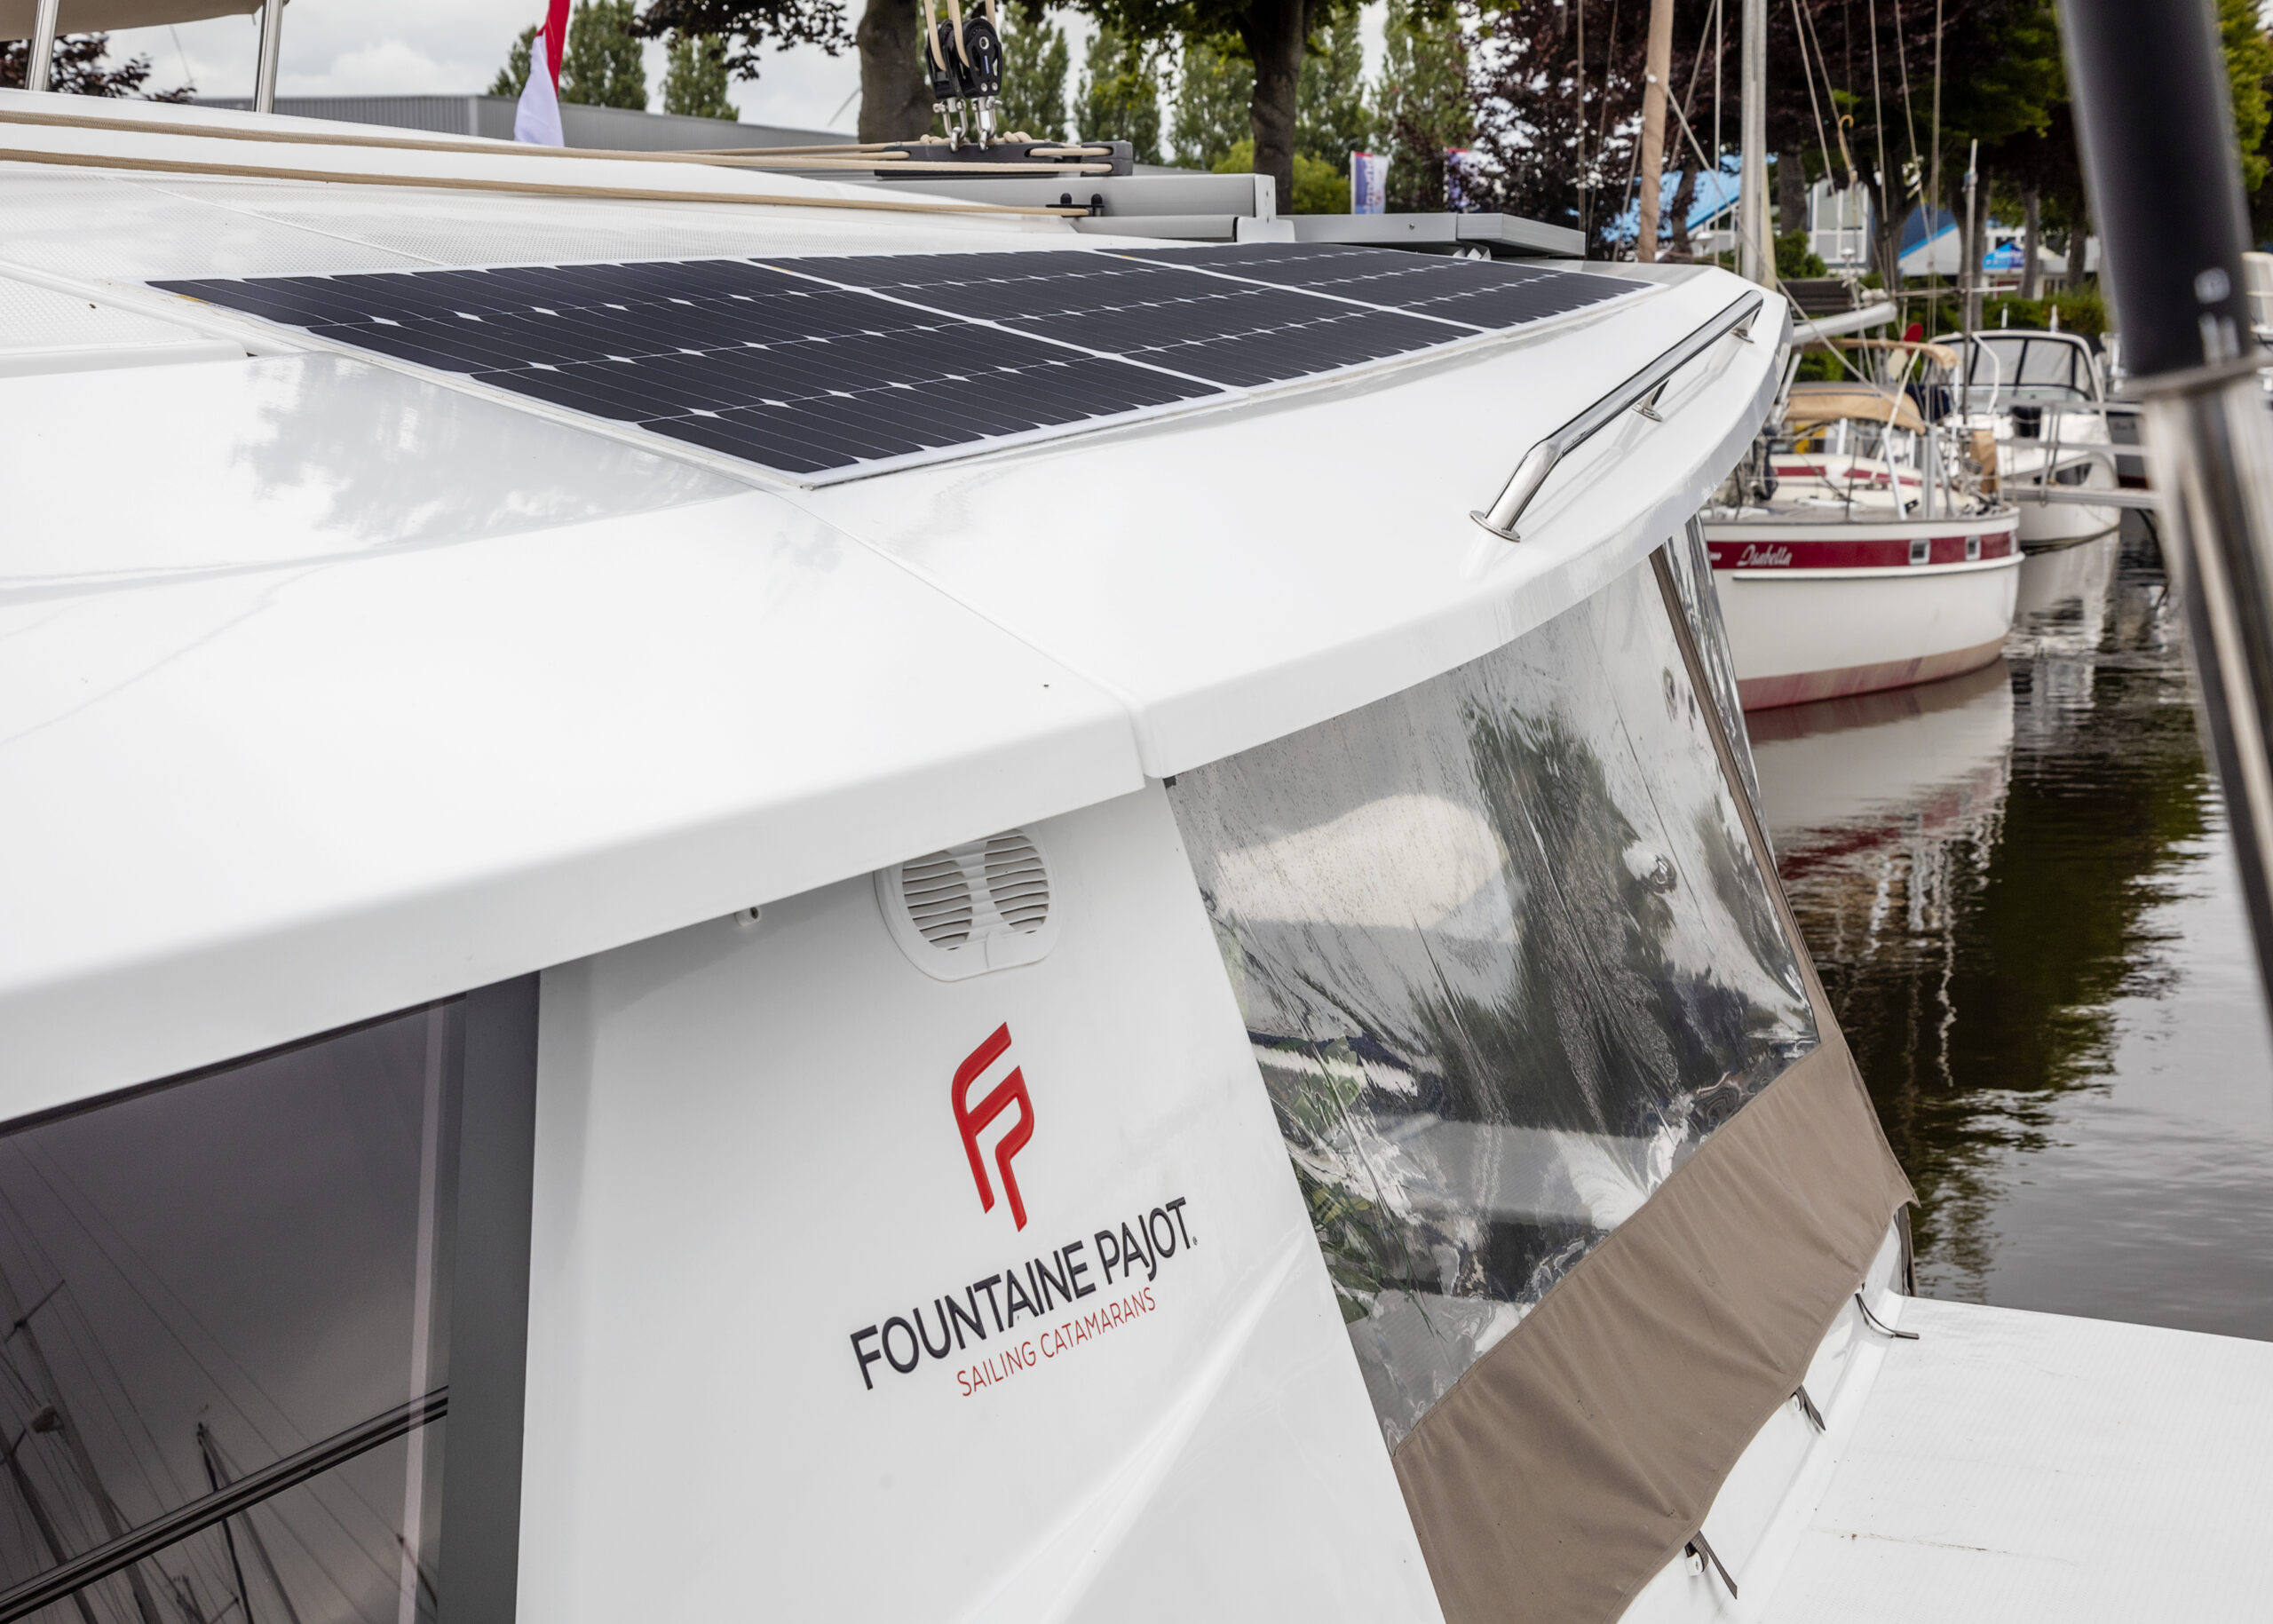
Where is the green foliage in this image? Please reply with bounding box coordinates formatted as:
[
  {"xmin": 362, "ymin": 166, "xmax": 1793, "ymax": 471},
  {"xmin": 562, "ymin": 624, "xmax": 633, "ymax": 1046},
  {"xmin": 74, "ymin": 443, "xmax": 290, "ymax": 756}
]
[
  {"xmin": 561, "ymin": 0, "xmax": 649, "ymax": 109},
  {"xmin": 1978, "ymin": 289, "xmax": 2107, "ymax": 341},
  {"xmin": 661, "ymin": 30, "xmax": 737, "ymax": 117},
  {"xmin": 1171, "ymin": 33, "xmax": 1251, "ymax": 170},
  {"xmin": 2, "ymin": 31, "xmax": 191, "ymax": 96},
  {"xmin": 2221, "ymin": 0, "xmax": 2273, "ymax": 194},
  {"xmin": 997, "ymin": 14, "xmax": 1073, "ymax": 141},
  {"xmin": 1213, "ymin": 137, "xmax": 1343, "ymax": 210},
  {"xmin": 1775, "ymin": 230, "xmax": 1827, "ymax": 280},
  {"xmin": 1295, "ymin": 12, "xmax": 1370, "ymax": 173},
  {"xmin": 1076, "ymin": 21, "xmax": 1162, "ymax": 163},
  {"xmin": 489, "ymin": 25, "xmax": 538, "ymax": 97},
  {"xmin": 1377, "ymin": 0, "xmax": 1468, "ymax": 212}
]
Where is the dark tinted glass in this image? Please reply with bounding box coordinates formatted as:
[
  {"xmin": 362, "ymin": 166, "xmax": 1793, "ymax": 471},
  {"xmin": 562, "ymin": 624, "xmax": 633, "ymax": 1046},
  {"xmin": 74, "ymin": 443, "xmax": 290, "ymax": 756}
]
[
  {"xmin": 0, "ymin": 994, "xmax": 532, "ymax": 1623},
  {"xmin": 1167, "ymin": 557, "xmax": 1816, "ymax": 1446}
]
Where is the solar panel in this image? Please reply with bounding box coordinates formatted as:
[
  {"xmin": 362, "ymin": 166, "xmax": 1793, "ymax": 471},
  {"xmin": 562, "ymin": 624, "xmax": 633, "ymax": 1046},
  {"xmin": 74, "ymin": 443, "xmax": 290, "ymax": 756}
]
[
  {"xmin": 154, "ymin": 245, "xmax": 1648, "ymax": 480},
  {"xmin": 773, "ymin": 250, "xmax": 1456, "ymax": 388},
  {"xmin": 1121, "ymin": 243, "xmax": 1640, "ymax": 330},
  {"xmin": 156, "ymin": 259, "xmax": 1221, "ymax": 476}
]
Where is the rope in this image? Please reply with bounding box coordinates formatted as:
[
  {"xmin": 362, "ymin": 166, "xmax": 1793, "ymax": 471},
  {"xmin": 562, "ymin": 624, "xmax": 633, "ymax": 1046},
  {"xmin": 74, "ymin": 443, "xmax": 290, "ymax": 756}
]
[{"xmin": 0, "ymin": 145, "xmax": 1089, "ymax": 216}]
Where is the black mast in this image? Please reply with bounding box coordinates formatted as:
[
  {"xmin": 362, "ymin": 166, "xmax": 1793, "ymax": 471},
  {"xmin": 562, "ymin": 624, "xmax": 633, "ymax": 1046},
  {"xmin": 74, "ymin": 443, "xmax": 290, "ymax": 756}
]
[{"xmin": 2062, "ymin": 0, "xmax": 2273, "ymax": 1019}]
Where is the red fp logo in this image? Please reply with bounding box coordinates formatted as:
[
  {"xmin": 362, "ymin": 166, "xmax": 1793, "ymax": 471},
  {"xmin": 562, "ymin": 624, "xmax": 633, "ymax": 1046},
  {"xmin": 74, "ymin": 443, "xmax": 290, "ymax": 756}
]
[{"xmin": 953, "ymin": 1024, "xmax": 1034, "ymax": 1230}]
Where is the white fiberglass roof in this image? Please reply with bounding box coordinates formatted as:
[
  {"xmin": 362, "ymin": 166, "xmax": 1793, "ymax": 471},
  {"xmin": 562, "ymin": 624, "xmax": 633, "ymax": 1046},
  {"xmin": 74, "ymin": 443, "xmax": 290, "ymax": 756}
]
[{"xmin": 0, "ymin": 97, "xmax": 1786, "ymax": 1112}]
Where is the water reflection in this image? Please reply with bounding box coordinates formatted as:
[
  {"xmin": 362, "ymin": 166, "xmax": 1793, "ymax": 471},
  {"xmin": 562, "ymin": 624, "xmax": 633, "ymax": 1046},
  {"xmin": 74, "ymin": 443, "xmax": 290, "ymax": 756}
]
[{"xmin": 1755, "ymin": 527, "xmax": 2273, "ymax": 1336}]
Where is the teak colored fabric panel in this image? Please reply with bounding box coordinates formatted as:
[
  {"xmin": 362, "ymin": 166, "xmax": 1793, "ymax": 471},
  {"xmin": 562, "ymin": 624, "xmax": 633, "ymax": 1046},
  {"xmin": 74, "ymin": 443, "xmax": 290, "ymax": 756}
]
[{"xmin": 1390, "ymin": 1036, "xmax": 1912, "ymax": 1624}]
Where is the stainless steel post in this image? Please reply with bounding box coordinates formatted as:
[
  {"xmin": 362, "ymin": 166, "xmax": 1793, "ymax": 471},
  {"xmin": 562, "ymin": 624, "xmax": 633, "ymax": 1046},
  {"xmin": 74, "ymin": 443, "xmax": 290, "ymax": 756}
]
[
  {"xmin": 24, "ymin": 0, "xmax": 59, "ymax": 92},
  {"xmin": 253, "ymin": 0, "xmax": 284, "ymax": 114},
  {"xmin": 2063, "ymin": 0, "xmax": 2273, "ymax": 1015}
]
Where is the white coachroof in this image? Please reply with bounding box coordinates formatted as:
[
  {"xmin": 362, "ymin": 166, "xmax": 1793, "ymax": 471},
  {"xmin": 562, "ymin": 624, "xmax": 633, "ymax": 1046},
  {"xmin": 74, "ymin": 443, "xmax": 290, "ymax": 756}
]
[{"xmin": 0, "ymin": 93, "xmax": 1784, "ymax": 1113}]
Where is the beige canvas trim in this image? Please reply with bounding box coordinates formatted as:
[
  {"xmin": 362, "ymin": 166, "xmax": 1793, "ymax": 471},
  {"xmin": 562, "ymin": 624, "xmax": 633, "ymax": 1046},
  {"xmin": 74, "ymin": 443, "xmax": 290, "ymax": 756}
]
[{"xmin": 1390, "ymin": 1037, "xmax": 1913, "ymax": 1624}]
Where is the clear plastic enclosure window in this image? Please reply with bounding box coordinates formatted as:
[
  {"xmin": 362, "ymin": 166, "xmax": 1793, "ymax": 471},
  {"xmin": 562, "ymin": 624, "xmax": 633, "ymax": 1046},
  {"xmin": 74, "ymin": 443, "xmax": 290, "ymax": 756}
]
[{"xmin": 1167, "ymin": 558, "xmax": 1817, "ymax": 1447}]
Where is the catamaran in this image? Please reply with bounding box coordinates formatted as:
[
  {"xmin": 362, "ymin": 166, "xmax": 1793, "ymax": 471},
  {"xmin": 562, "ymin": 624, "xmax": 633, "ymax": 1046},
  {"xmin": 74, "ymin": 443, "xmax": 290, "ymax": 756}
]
[{"xmin": 0, "ymin": 63, "xmax": 2265, "ymax": 1624}]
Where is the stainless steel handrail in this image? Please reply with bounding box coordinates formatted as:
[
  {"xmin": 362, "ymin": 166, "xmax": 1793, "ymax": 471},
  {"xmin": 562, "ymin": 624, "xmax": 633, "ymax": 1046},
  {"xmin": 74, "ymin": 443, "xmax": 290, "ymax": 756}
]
[{"xmin": 1470, "ymin": 289, "xmax": 1769, "ymax": 543}]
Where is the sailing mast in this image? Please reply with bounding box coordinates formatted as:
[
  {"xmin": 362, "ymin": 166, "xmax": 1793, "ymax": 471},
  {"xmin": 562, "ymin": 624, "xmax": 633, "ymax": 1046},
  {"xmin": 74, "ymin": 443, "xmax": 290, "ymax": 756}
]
[
  {"xmin": 2, "ymin": 1277, "xmax": 167, "ymax": 1624},
  {"xmin": 0, "ymin": 1404, "xmax": 99, "ymax": 1624},
  {"xmin": 1738, "ymin": 0, "xmax": 1770, "ymax": 282},
  {"xmin": 1635, "ymin": 0, "xmax": 1676, "ymax": 261}
]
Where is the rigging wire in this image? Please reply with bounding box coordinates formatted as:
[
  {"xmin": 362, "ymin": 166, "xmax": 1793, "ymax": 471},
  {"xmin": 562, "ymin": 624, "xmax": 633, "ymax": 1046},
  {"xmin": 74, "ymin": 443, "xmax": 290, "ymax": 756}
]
[
  {"xmin": 0, "ymin": 1128, "xmax": 432, "ymax": 1604},
  {"xmin": 1791, "ymin": 0, "xmax": 1837, "ymax": 206},
  {"xmin": 1928, "ymin": 0, "xmax": 1945, "ymax": 303},
  {"xmin": 1867, "ymin": 0, "xmax": 1891, "ymax": 281},
  {"xmin": 11, "ymin": 1127, "xmax": 418, "ymax": 1552}
]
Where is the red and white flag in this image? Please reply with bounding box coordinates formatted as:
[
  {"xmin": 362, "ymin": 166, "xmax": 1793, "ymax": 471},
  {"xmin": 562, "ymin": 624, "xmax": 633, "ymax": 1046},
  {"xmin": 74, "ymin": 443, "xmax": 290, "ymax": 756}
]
[{"xmin": 514, "ymin": 0, "xmax": 572, "ymax": 147}]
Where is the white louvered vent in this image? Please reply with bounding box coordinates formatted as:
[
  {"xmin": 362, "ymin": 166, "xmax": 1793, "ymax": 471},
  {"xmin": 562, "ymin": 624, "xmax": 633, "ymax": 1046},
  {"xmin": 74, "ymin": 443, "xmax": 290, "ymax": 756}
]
[
  {"xmin": 875, "ymin": 828, "xmax": 1060, "ymax": 980},
  {"xmin": 899, "ymin": 851, "xmax": 977, "ymax": 947}
]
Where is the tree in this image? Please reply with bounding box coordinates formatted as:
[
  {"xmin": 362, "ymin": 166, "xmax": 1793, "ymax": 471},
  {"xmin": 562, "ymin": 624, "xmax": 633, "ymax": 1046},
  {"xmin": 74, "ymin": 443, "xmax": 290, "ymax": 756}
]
[
  {"xmin": 1076, "ymin": 21, "xmax": 1163, "ymax": 162},
  {"xmin": 1296, "ymin": 10, "xmax": 1369, "ymax": 173},
  {"xmin": 1171, "ymin": 34, "xmax": 1253, "ymax": 168},
  {"xmin": 630, "ymin": 0, "xmax": 878, "ymax": 134},
  {"xmin": 2220, "ymin": 0, "xmax": 2273, "ymax": 194},
  {"xmin": 490, "ymin": 26, "xmax": 541, "ymax": 96},
  {"xmin": 561, "ymin": 0, "xmax": 651, "ymax": 107},
  {"xmin": 662, "ymin": 30, "xmax": 740, "ymax": 115},
  {"xmin": 2, "ymin": 31, "xmax": 193, "ymax": 97},
  {"xmin": 1073, "ymin": 0, "xmax": 1364, "ymax": 217},
  {"xmin": 997, "ymin": 14, "xmax": 1073, "ymax": 139},
  {"xmin": 1215, "ymin": 136, "xmax": 1342, "ymax": 209},
  {"xmin": 1378, "ymin": 0, "xmax": 1469, "ymax": 214}
]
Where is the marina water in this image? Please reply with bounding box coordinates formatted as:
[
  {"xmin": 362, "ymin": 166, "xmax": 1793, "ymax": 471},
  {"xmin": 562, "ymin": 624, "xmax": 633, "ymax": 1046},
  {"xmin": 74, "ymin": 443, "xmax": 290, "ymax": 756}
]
[{"xmin": 1754, "ymin": 520, "xmax": 2273, "ymax": 1338}]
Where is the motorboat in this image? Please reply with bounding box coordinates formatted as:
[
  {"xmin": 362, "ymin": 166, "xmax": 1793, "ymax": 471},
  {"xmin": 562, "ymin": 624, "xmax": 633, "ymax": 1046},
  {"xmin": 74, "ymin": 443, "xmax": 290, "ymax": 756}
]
[
  {"xmin": 2, "ymin": 90, "xmax": 2267, "ymax": 1624},
  {"xmin": 1952, "ymin": 327, "xmax": 2125, "ymax": 549},
  {"xmin": 1701, "ymin": 350, "xmax": 2024, "ymax": 710}
]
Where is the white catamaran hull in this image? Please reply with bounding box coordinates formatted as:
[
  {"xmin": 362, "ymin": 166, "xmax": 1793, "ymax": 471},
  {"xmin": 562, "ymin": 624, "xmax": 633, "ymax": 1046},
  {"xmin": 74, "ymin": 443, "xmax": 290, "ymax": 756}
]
[{"xmin": 1703, "ymin": 515, "xmax": 2023, "ymax": 709}]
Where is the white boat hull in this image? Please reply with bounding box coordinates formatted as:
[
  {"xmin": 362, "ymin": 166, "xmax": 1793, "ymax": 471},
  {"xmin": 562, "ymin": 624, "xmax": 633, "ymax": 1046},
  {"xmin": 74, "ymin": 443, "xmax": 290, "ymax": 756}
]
[{"xmin": 1704, "ymin": 514, "xmax": 2023, "ymax": 709}]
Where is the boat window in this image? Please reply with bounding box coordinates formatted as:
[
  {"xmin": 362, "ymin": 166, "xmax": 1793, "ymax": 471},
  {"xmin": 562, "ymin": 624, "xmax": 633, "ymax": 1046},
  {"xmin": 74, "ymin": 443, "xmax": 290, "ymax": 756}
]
[
  {"xmin": 0, "ymin": 986, "xmax": 535, "ymax": 1624},
  {"xmin": 1968, "ymin": 336, "xmax": 2092, "ymax": 403},
  {"xmin": 1166, "ymin": 557, "xmax": 1818, "ymax": 1449}
]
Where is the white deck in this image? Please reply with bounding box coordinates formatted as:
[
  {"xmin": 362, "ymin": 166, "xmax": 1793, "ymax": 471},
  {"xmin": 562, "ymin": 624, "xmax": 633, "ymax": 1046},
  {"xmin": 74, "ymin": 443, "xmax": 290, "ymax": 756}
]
[{"xmin": 1759, "ymin": 1297, "xmax": 2273, "ymax": 1620}]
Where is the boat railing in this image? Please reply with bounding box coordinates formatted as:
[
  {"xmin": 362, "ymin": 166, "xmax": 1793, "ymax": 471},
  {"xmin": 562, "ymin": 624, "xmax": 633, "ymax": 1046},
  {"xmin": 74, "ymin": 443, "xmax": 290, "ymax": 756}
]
[
  {"xmin": 1472, "ymin": 289, "xmax": 1769, "ymax": 542},
  {"xmin": 24, "ymin": 0, "xmax": 285, "ymax": 108}
]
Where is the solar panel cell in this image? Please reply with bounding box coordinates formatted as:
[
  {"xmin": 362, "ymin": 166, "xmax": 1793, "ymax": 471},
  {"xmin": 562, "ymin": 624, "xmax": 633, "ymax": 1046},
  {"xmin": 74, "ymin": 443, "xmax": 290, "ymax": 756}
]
[
  {"xmin": 1119, "ymin": 243, "xmax": 1638, "ymax": 332},
  {"xmin": 153, "ymin": 243, "xmax": 1644, "ymax": 479}
]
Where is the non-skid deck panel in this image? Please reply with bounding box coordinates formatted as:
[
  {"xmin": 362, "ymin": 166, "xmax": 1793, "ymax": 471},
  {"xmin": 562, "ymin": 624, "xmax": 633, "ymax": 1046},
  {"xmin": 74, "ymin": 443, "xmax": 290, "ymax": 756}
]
[
  {"xmin": 1126, "ymin": 242, "xmax": 1639, "ymax": 330},
  {"xmin": 1756, "ymin": 1297, "xmax": 2273, "ymax": 1621},
  {"xmin": 152, "ymin": 247, "xmax": 1633, "ymax": 479}
]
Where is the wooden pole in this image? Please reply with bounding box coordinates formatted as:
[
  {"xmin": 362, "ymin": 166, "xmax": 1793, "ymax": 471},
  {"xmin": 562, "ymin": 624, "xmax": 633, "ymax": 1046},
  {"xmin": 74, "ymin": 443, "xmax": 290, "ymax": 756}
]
[{"xmin": 1636, "ymin": 0, "xmax": 1678, "ymax": 262}]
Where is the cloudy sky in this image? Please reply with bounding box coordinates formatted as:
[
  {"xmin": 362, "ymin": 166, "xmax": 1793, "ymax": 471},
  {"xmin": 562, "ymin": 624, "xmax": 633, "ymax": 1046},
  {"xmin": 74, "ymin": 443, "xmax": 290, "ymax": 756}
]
[
  {"xmin": 104, "ymin": 0, "xmax": 869, "ymax": 131},
  {"xmin": 99, "ymin": 2, "xmax": 1383, "ymax": 139}
]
